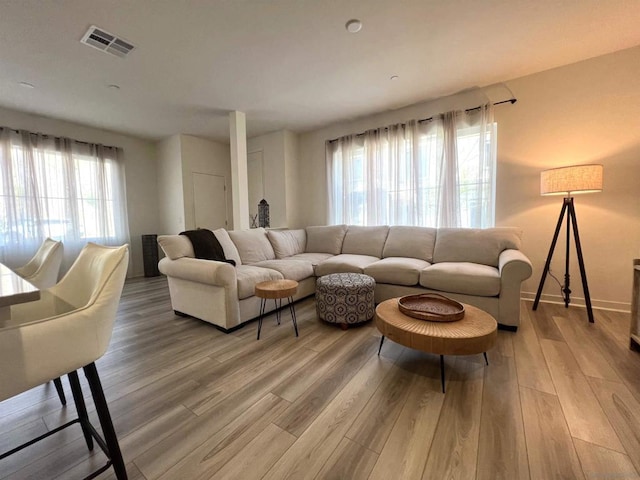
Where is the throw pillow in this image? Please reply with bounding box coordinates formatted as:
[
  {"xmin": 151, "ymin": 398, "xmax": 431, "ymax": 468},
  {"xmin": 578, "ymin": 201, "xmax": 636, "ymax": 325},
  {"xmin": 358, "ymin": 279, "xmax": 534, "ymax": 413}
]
[
  {"xmin": 213, "ymin": 228, "xmax": 242, "ymax": 266},
  {"xmin": 267, "ymin": 229, "xmax": 306, "ymax": 258},
  {"xmin": 157, "ymin": 235, "xmax": 194, "ymax": 260},
  {"xmin": 305, "ymin": 225, "xmax": 348, "ymax": 254},
  {"xmin": 228, "ymin": 227, "xmax": 276, "ymax": 264}
]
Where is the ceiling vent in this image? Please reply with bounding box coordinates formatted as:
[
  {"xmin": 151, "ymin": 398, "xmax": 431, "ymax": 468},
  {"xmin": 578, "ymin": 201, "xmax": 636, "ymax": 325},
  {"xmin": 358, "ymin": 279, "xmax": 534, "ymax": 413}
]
[{"xmin": 80, "ymin": 25, "xmax": 134, "ymax": 58}]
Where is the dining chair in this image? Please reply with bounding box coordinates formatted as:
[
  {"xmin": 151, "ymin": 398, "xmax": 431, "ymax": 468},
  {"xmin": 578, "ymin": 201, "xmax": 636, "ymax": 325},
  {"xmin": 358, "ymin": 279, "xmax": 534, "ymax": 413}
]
[
  {"xmin": 13, "ymin": 237, "xmax": 67, "ymax": 404},
  {"xmin": 13, "ymin": 237, "xmax": 63, "ymax": 289},
  {"xmin": 0, "ymin": 242, "xmax": 130, "ymax": 480}
]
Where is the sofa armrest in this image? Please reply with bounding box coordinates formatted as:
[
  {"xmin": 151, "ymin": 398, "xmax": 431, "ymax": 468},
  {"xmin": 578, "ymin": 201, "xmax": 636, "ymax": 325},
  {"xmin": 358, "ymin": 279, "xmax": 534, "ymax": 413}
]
[
  {"xmin": 158, "ymin": 257, "xmax": 236, "ymax": 287},
  {"xmin": 497, "ymin": 249, "xmax": 532, "ymax": 329},
  {"xmin": 499, "ymin": 249, "xmax": 532, "ymax": 282}
]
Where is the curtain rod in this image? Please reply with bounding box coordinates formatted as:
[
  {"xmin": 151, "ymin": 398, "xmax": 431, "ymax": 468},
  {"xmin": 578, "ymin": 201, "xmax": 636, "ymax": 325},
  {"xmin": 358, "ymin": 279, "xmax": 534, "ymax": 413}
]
[
  {"xmin": 2, "ymin": 127, "xmax": 119, "ymax": 150},
  {"xmin": 328, "ymin": 97, "xmax": 517, "ymax": 143}
]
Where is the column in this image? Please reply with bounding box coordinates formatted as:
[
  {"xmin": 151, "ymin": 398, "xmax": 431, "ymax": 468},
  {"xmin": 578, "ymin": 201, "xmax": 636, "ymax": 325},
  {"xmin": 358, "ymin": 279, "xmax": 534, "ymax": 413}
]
[{"xmin": 229, "ymin": 111, "xmax": 249, "ymax": 230}]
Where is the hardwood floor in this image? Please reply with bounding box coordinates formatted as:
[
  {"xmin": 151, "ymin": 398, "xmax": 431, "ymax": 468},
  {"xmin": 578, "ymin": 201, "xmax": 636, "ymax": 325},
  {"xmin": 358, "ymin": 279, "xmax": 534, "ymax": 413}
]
[{"xmin": 2, "ymin": 276, "xmax": 640, "ymax": 479}]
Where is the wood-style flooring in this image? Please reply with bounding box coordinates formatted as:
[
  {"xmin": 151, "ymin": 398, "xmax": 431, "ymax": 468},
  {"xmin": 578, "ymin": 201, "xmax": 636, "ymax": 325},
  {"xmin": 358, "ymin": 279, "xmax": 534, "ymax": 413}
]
[{"xmin": 2, "ymin": 276, "xmax": 640, "ymax": 479}]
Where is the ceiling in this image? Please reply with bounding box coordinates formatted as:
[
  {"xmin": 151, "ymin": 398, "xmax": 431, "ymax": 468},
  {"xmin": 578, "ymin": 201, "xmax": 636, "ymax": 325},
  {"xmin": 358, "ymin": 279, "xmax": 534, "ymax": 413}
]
[{"xmin": 1, "ymin": 0, "xmax": 640, "ymax": 143}]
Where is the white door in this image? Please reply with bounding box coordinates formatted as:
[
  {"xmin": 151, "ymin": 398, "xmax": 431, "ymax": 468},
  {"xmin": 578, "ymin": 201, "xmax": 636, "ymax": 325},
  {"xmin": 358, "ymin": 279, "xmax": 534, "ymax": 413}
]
[{"xmin": 192, "ymin": 173, "xmax": 227, "ymax": 230}]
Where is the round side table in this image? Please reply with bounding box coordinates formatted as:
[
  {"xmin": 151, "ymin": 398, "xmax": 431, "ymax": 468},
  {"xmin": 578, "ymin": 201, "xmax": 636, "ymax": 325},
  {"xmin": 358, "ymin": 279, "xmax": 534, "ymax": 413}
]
[{"xmin": 255, "ymin": 279, "xmax": 299, "ymax": 340}]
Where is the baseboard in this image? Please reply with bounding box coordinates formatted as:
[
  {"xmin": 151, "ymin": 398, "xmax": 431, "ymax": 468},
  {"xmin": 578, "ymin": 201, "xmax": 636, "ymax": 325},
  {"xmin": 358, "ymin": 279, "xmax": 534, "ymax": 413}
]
[{"xmin": 521, "ymin": 292, "xmax": 631, "ymax": 313}]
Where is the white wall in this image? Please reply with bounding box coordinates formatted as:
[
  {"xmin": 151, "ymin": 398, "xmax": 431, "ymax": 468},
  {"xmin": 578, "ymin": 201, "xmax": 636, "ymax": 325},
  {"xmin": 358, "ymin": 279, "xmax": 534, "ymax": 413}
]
[
  {"xmin": 157, "ymin": 134, "xmax": 184, "ymax": 234},
  {"xmin": 496, "ymin": 45, "xmax": 640, "ymax": 311},
  {"xmin": 296, "ymin": 45, "xmax": 640, "ymax": 311},
  {"xmin": 283, "ymin": 130, "xmax": 299, "ymax": 229},
  {"xmin": 248, "ymin": 130, "xmax": 289, "ymax": 228},
  {"xmin": 180, "ymin": 134, "xmax": 233, "ymax": 230},
  {"xmin": 156, "ymin": 134, "xmax": 233, "ymax": 233},
  {"xmin": 0, "ymin": 105, "xmax": 159, "ymax": 277}
]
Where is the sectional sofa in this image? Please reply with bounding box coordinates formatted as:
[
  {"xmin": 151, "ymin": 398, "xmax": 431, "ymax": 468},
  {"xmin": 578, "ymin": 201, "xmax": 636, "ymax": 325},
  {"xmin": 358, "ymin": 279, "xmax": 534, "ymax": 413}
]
[{"xmin": 157, "ymin": 225, "xmax": 532, "ymax": 332}]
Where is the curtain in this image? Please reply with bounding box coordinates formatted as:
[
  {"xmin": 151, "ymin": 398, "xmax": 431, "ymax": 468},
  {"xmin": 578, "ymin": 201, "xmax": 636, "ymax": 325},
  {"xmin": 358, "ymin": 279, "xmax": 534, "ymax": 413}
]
[
  {"xmin": 0, "ymin": 127, "xmax": 130, "ymax": 273},
  {"xmin": 326, "ymin": 104, "xmax": 496, "ymax": 228}
]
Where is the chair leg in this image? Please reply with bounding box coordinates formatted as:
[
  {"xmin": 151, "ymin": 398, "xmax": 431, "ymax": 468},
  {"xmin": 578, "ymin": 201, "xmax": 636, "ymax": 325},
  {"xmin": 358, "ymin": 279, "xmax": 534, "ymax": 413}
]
[
  {"xmin": 53, "ymin": 377, "xmax": 66, "ymax": 405},
  {"xmin": 67, "ymin": 371, "xmax": 94, "ymax": 451},
  {"xmin": 83, "ymin": 362, "xmax": 128, "ymax": 480}
]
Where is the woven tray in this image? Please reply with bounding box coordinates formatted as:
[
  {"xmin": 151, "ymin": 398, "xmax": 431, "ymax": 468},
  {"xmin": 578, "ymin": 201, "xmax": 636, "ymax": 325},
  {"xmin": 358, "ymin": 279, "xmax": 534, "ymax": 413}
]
[{"xmin": 397, "ymin": 293, "xmax": 465, "ymax": 322}]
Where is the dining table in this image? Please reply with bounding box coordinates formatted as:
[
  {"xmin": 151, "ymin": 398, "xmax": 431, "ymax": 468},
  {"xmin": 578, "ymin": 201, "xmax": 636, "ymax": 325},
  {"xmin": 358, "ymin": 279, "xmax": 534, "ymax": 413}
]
[{"xmin": 0, "ymin": 263, "xmax": 40, "ymax": 321}]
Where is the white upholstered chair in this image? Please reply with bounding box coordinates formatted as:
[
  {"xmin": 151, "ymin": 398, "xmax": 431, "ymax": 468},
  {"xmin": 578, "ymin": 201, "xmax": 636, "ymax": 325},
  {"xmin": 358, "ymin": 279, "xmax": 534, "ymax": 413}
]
[
  {"xmin": 13, "ymin": 237, "xmax": 66, "ymax": 403},
  {"xmin": 0, "ymin": 243, "xmax": 129, "ymax": 479},
  {"xmin": 13, "ymin": 237, "xmax": 63, "ymax": 289}
]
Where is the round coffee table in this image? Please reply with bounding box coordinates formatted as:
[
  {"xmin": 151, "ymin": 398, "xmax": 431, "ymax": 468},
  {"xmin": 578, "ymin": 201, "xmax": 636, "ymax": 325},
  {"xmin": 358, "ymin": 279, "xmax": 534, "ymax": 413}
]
[
  {"xmin": 375, "ymin": 298, "xmax": 497, "ymax": 392},
  {"xmin": 255, "ymin": 279, "xmax": 299, "ymax": 340}
]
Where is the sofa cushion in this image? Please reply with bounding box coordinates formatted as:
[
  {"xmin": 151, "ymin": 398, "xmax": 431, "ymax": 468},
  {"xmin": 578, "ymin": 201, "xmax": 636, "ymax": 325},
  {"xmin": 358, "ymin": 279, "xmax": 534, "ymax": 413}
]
[
  {"xmin": 305, "ymin": 225, "xmax": 348, "ymax": 255},
  {"xmin": 432, "ymin": 228, "xmax": 522, "ymax": 267},
  {"xmin": 383, "ymin": 226, "xmax": 437, "ymax": 262},
  {"xmin": 228, "ymin": 228, "xmax": 276, "ymax": 264},
  {"xmin": 236, "ymin": 265, "xmax": 283, "ymax": 300},
  {"xmin": 341, "ymin": 226, "xmax": 389, "ymax": 257},
  {"xmin": 420, "ymin": 262, "xmax": 500, "ymax": 297},
  {"xmin": 213, "ymin": 228, "xmax": 242, "ymax": 266},
  {"xmin": 364, "ymin": 257, "xmax": 430, "ymax": 286},
  {"xmin": 252, "ymin": 259, "xmax": 314, "ymax": 282},
  {"xmin": 267, "ymin": 229, "xmax": 306, "ymax": 258},
  {"xmin": 288, "ymin": 252, "xmax": 334, "ymax": 265},
  {"xmin": 289, "ymin": 253, "xmax": 334, "ymax": 275},
  {"xmin": 315, "ymin": 254, "xmax": 380, "ymax": 277},
  {"xmin": 157, "ymin": 235, "xmax": 194, "ymax": 260}
]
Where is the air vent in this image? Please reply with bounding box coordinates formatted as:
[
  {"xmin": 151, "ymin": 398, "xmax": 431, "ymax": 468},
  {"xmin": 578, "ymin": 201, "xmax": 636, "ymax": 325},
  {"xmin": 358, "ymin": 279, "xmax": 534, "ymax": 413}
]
[{"xmin": 80, "ymin": 25, "xmax": 134, "ymax": 58}]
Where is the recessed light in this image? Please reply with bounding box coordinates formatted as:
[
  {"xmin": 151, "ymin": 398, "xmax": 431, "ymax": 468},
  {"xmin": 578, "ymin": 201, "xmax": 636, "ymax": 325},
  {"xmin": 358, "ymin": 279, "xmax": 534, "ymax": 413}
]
[
  {"xmin": 345, "ymin": 19, "xmax": 362, "ymax": 33},
  {"xmin": 107, "ymin": 84, "xmax": 120, "ymax": 90},
  {"xmin": 390, "ymin": 75, "xmax": 399, "ymax": 81},
  {"xmin": 18, "ymin": 81, "xmax": 35, "ymax": 89}
]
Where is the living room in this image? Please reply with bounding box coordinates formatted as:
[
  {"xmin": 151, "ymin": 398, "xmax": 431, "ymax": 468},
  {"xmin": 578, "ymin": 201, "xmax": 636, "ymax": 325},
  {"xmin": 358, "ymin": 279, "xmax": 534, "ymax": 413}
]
[{"xmin": 1, "ymin": 1, "xmax": 640, "ymax": 479}]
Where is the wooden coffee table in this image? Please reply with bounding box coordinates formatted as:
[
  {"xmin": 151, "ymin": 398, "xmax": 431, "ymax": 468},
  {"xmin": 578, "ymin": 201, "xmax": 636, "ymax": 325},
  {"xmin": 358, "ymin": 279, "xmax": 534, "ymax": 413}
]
[
  {"xmin": 255, "ymin": 279, "xmax": 299, "ymax": 340},
  {"xmin": 375, "ymin": 297, "xmax": 497, "ymax": 392}
]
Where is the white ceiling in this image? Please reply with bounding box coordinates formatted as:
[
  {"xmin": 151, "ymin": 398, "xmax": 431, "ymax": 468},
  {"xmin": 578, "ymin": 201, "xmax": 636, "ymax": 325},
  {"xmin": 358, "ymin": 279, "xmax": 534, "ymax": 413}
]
[{"xmin": 1, "ymin": 0, "xmax": 639, "ymax": 143}]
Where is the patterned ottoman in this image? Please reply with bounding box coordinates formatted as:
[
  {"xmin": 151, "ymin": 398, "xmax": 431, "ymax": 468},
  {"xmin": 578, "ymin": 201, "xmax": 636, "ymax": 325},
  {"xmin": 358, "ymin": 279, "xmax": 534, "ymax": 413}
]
[{"xmin": 316, "ymin": 273, "xmax": 376, "ymax": 329}]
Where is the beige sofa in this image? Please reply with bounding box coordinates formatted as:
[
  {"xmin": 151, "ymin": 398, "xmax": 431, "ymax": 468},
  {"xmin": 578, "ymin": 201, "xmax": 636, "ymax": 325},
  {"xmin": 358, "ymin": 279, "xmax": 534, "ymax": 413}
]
[{"xmin": 157, "ymin": 225, "xmax": 532, "ymax": 332}]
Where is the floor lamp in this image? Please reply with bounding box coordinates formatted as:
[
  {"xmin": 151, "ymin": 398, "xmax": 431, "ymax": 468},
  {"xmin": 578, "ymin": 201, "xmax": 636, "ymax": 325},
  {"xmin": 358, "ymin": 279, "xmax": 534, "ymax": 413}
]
[{"xmin": 532, "ymin": 164, "xmax": 603, "ymax": 323}]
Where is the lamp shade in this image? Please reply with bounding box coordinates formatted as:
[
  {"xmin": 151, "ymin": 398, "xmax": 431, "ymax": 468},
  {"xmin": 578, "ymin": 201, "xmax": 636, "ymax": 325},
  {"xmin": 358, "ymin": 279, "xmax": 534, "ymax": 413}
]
[{"xmin": 540, "ymin": 164, "xmax": 603, "ymax": 196}]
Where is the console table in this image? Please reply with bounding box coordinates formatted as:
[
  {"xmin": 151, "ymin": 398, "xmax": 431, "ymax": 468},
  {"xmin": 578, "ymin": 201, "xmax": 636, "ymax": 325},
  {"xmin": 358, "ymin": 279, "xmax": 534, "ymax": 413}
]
[{"xmin": 630, "ymin": 259, "xmax": 640, "ymax": 350}]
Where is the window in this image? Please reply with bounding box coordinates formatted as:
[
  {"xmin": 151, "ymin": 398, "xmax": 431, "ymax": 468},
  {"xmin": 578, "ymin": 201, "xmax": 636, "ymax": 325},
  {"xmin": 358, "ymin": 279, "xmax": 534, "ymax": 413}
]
[
  {"xmin": 327, "ymin": 105, "xmax": 496, "ymax": 228},
  {"xmin": 0, "ymin": 128, "xmax": 129, "ymax": 268}
]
